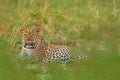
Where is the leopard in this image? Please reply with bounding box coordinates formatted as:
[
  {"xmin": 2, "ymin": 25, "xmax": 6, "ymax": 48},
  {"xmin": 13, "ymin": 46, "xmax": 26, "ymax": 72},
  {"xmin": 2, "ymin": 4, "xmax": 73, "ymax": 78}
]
[{"xmin": 19, "ymin": 28, "xmax": 88, "ymax": 65}]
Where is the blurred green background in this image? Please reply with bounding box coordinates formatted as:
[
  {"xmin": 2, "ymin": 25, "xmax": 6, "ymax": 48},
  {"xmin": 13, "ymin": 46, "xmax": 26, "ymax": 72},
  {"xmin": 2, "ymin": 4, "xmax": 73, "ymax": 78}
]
[{"xmin": 0, "ymin": 0, "xmax": 120, "ymax": 80}]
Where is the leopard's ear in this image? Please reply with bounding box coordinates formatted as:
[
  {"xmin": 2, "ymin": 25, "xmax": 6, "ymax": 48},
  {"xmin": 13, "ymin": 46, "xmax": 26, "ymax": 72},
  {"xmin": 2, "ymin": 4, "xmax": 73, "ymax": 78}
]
[
  {"xmin": 20, "ymin": 27, "xmax": 25, "ymax": 33},
  {"xmin": 34, "ymin": 27, "xmax": 40, "ymax": 33}
]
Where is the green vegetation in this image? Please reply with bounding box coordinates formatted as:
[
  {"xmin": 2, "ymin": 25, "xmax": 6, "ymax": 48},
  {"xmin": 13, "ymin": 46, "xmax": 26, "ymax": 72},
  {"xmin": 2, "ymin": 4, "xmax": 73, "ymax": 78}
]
[{"xmin": 0, "ymin": 0, "xmax": 120, "ymax": 80}]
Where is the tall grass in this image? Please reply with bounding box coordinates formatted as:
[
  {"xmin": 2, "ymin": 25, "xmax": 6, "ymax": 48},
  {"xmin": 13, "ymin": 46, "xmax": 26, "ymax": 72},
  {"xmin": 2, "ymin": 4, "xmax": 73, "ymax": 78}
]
[{"xmin": 0, "ymin": 0, "xmax": 120, "ymax": 80}]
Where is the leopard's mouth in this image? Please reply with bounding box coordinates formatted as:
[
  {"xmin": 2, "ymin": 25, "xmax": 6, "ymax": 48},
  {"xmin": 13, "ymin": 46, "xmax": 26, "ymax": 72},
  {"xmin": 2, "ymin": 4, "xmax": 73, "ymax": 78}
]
[
  {"xmin": 24, "ymin": 45, "xmax": 34, "ymax": 49},
  {"xmin": 23, "ymin": 42, "xmax": 36, "ymax": 49}
]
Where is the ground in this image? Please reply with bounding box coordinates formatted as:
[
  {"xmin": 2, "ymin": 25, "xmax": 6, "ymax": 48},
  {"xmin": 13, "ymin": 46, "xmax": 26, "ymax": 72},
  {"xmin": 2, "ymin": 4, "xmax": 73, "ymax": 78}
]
[{"xmin": 0, "ymin": 0, "xmax": 120, "ymax": 80}]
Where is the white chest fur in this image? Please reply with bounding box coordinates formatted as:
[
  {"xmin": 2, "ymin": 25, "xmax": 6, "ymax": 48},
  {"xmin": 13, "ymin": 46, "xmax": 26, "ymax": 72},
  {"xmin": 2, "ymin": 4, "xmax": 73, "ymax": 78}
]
[{"xmin": 19, "ymin": 48, "xmax": 34, "ymax": 58}]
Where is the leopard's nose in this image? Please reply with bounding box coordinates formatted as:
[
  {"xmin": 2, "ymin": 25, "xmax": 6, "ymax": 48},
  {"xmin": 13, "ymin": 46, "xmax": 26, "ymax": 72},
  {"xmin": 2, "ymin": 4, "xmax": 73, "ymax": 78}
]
[
  {"xmin": 25, "ymin": 41, "xmax": 32, "ymax": 45},
  {"xmin": 25, "ymin": 41, "xmax": 36, "ymax": 46}
]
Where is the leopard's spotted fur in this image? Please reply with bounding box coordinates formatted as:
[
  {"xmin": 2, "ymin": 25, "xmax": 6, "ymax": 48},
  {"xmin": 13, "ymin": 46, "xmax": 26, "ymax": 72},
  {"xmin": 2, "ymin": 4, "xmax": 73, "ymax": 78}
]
[
  {"xmin": 19, "ymin": 28, "xmax": 70, "ymax": 64},
  {"xmin": 19, "ymin": 28, "xmax": 88, "ymax": 65}
]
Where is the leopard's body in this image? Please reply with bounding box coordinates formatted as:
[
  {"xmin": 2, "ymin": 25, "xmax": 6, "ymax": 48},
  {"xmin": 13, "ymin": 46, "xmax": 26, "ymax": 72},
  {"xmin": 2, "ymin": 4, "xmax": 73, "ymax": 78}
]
[{"xmin": 19, "ymin": 28, "xmax": 70, "ymax": 64}]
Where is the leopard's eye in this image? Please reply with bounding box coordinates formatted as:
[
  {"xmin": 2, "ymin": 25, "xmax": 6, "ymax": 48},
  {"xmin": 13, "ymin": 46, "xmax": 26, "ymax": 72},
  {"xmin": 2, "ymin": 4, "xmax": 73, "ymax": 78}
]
[{"xmin": 23, "ymin": 32, "xmax": 27, "ymax": 36}]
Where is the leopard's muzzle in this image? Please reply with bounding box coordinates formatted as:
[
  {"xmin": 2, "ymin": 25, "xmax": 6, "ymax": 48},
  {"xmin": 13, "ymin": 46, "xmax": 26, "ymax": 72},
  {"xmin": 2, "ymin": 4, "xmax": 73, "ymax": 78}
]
[{"xmin": 24, "ymin": 41, "xmax": 36, "ymax": 49}]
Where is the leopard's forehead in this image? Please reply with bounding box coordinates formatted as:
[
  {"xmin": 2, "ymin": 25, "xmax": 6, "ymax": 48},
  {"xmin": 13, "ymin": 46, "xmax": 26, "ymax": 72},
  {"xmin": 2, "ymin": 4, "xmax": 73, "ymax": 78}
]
[
  {"xmin": 22, "ymin": 29, "xmax": 38, "ymax": 36},
  {"xmin": 21, "ymin": 29, "xmax": 38, "ymax": 40},
  {"xmin": 21, "ymin": 28, "xmax": 44, "ymax": 42}
]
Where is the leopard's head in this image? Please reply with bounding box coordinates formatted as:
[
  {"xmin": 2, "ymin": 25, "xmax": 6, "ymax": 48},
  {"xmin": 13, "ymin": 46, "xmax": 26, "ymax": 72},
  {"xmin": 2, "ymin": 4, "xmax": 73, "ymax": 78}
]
[{"xmin": 20, "ymin": 28, "xmax": 42, "ymax": 49}]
